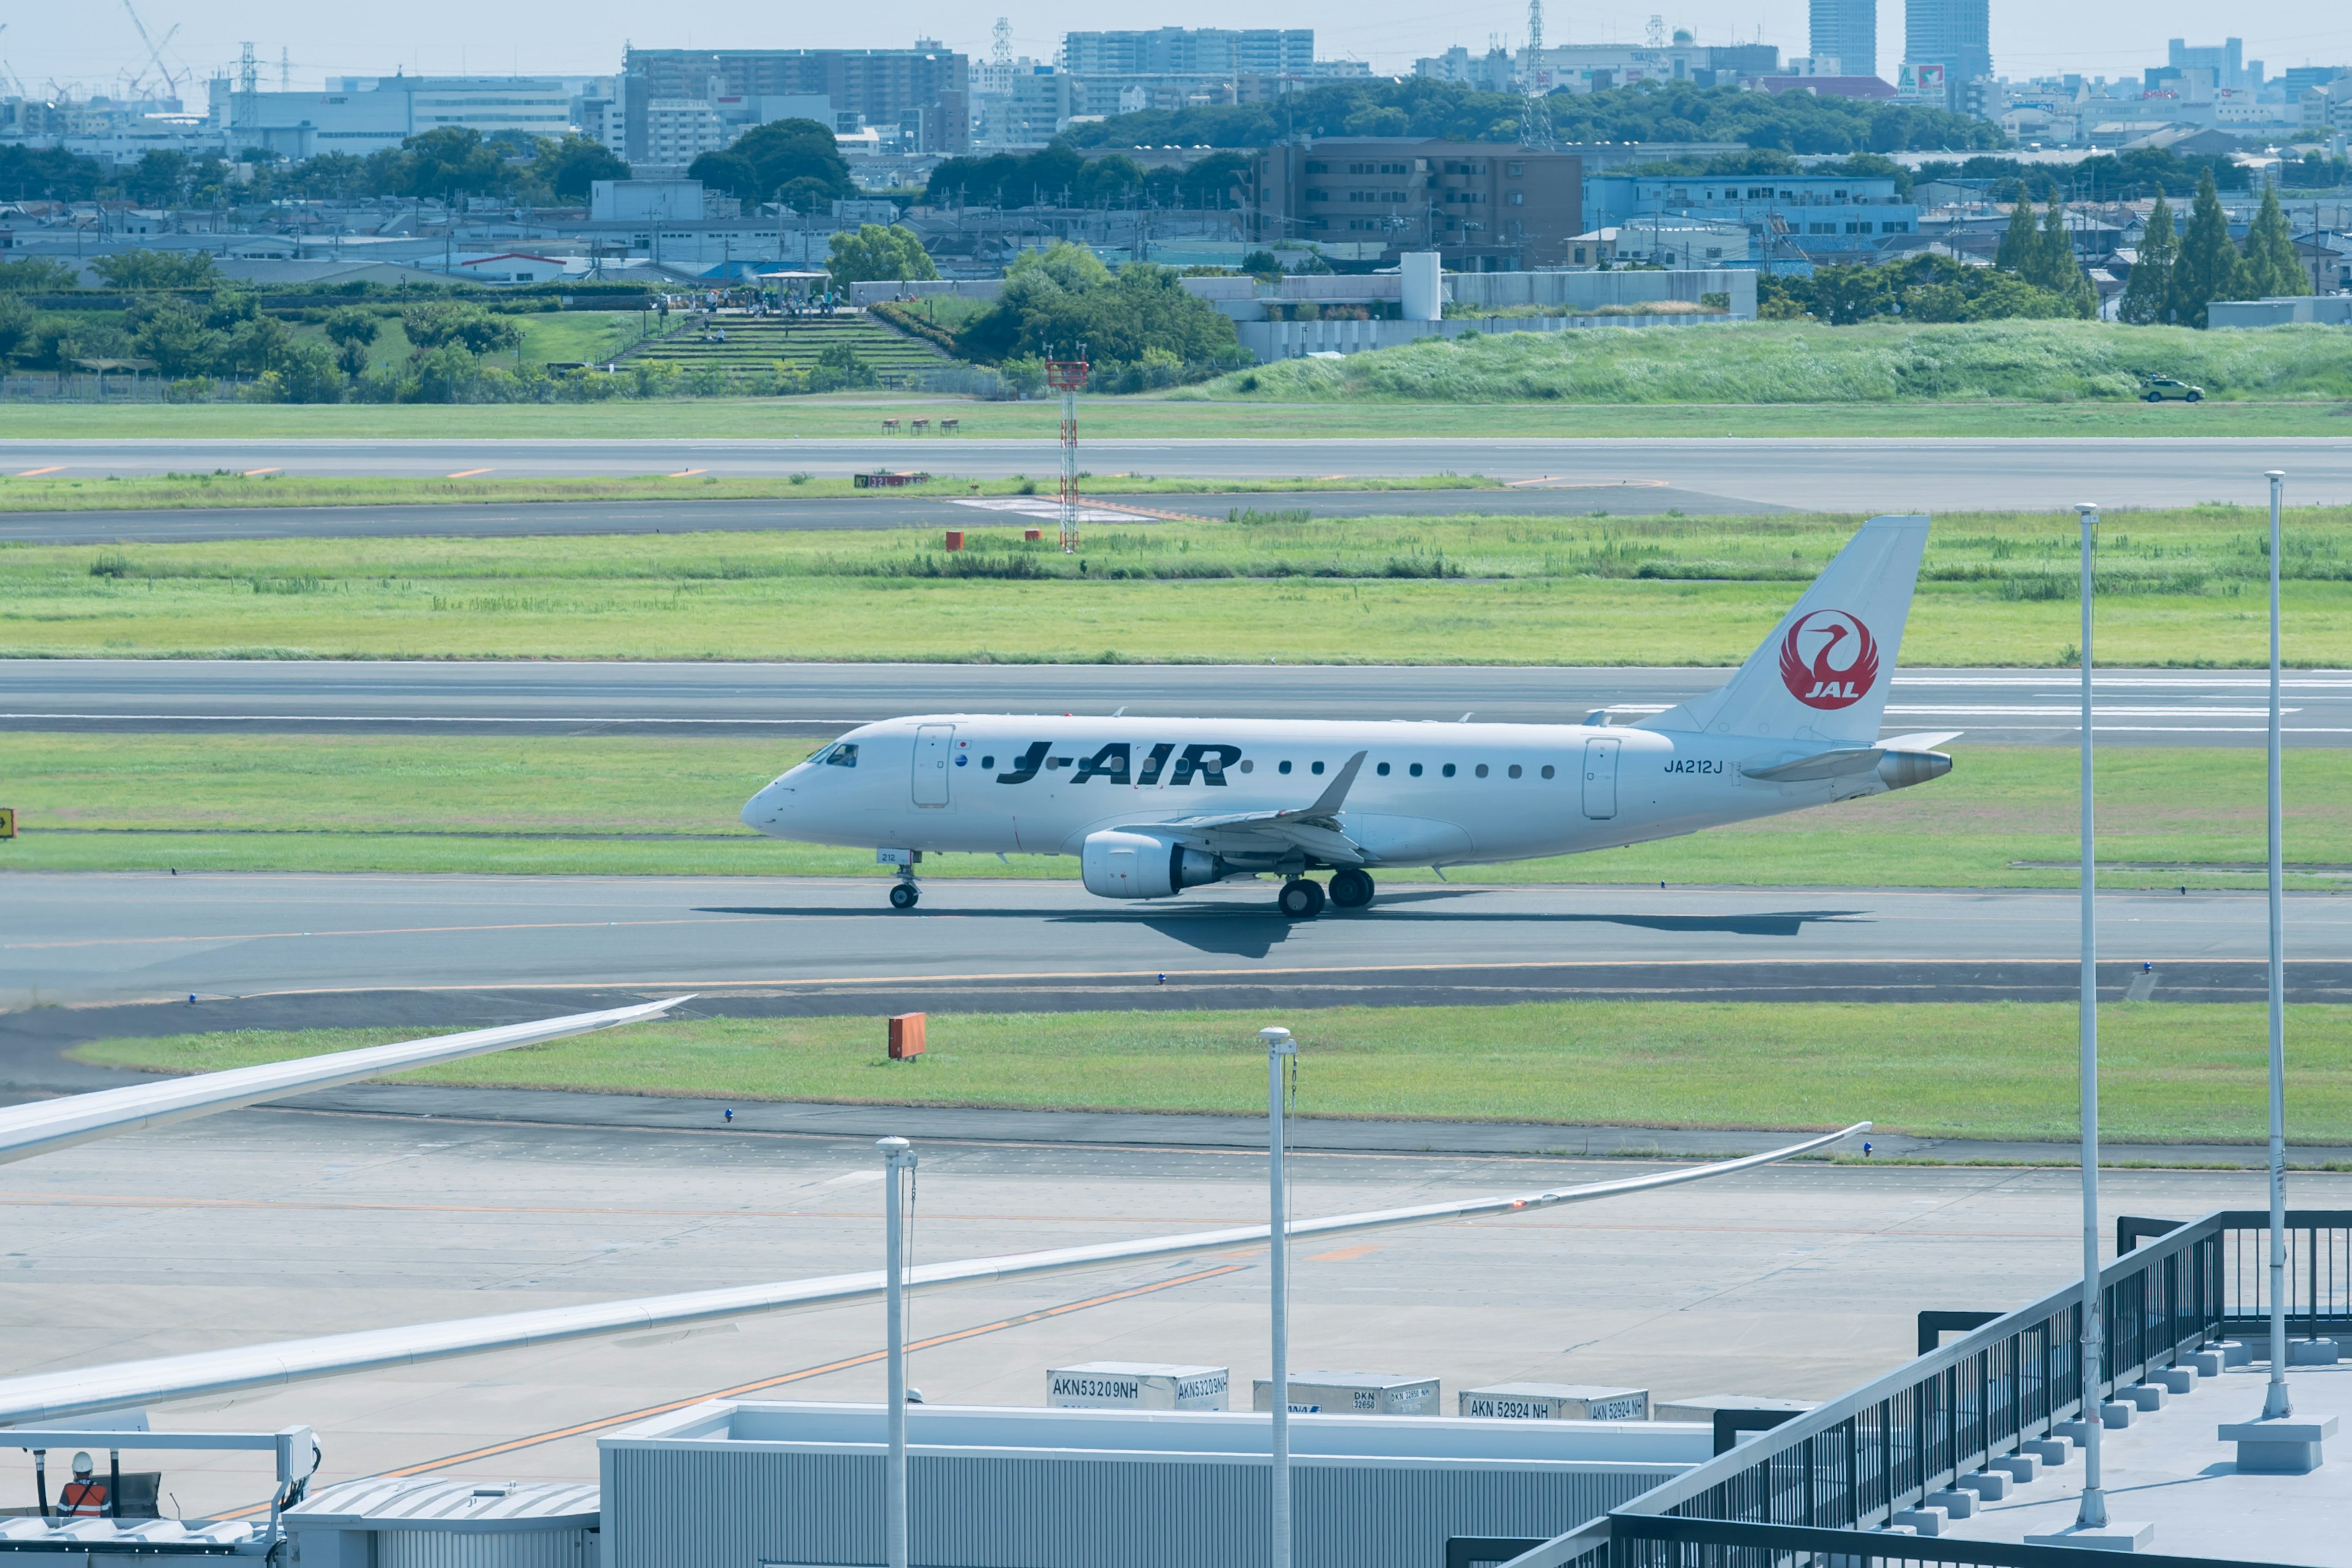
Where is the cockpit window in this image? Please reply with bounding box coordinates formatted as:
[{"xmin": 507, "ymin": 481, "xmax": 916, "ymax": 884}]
[{"xmin": 823, "ymin": 743, "xmax": 859, "ymax": 767}]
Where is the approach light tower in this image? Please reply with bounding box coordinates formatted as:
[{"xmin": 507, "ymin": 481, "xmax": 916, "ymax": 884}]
[
  {"xmin": 1046, "ymin": 343, "xmax": 1090, "ymax": 553},
  {"xmin": 1522, "ymin": 0, "xmax": 1556, "ymax": 151}
]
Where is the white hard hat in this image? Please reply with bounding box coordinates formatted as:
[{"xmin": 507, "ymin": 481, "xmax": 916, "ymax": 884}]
[{"xmin": 71, "ymin": 1452, "xmax": 93, "ymax": 1476}]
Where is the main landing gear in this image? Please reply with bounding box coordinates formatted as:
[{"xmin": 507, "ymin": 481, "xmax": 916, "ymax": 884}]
[{"xmin": 1278, "ymin": 869, "xmax": 1375, "ymax": 919}]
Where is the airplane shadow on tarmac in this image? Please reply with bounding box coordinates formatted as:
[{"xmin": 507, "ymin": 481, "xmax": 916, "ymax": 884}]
[{"xmin": 695, "ymin": 897, "xmax": 1872, "ymax": 960}]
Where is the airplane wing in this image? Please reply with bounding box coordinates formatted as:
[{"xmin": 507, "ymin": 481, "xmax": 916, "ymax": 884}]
[{"xmin": 1121, "ymin": 749, "xmax": 1374, "ymax": 865}]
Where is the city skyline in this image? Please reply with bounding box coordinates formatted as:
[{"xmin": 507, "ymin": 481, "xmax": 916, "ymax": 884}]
[{"xmin": 10, "ymin": 0, "xmax": 2348, "ymax": 96}]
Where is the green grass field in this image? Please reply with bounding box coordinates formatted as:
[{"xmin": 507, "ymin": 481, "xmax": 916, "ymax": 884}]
[
  {"xmin": 68, "ymin": 1000, "xmax": 2352, "ymax": 1147},
  {"xmin": 1196, "ymin": 319, "xmax": 2352, "ymax": 405},
  {"xmin": 0, "ymin": 396, "xmax": 2340, "ymax": 440},
  {"xmin": 515, "ymin": 311, "xmax": 648, "ymax": 366},
  {"xmin": 3, "ymin": 736, "xmax": 2343, "ymax": 890},
  {"xmin": 6, "ymin": 505, "xmax": 2346, "ymax": 667},
  {"xmin": 0, "ymin": 472, "xmax": 1498, "ymax": 514}
]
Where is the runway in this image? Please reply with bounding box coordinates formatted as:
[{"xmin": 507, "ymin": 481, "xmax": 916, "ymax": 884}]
[
  {"xmin": 6, "ymin": 873, "xmax": 2345, "ymax": 1014},
  {"xmin": 0, "ymin": 484, "xmax": 1778, "ymax": 546},
  {"xmin": 9, "ymin": 659, "xmax": 2350, "ymax": 745},
  {"xmin": 2, "ymin": 436, "xmax": 2341, "ymax": 509}
]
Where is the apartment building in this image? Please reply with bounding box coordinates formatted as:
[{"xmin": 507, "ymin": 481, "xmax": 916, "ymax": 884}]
[
  {"xmin": 619, "ymin": 47, "xmax": 969, "ymax": 160},
  {"xmin": 1252, "ymin": 138, "xmax": 1584, "ymax": 270}
]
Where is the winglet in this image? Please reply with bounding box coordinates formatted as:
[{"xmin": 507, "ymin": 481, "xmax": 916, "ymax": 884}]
[{"xmin": 1292, "ymin": 750, "xmax": 1368, "ymax": 823}]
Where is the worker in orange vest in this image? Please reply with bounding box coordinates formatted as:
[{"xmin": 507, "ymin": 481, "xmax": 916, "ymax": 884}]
[{"xmin": 58, "ymin": 1453, "xmax": 107, "ymax": 1518}]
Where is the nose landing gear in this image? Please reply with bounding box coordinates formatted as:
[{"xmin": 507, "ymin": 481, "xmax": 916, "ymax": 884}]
[
  {"xmin": 879, "ymin": 849, "xmax": 922, "ymax": 910},
  {"xmin": 1327, "ymin": 868, "xmax": 1375, "ymax": 910},
  {"xmin": 1276, "ymin": 878, "xmax": 1325, "ymax": 919}
]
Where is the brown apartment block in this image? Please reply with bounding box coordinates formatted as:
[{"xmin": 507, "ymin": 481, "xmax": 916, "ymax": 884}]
[{"xmin": 1251, "ymin": 139, "xmax": 1583, "ymax": 270}]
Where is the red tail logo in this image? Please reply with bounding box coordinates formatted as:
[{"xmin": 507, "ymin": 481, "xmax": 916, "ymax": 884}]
[{"xmin": 1778, "ymin": 610, "xmax": 1880, "ymax": 710}]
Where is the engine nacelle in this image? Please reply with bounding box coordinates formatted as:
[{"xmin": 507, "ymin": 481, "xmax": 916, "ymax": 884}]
[
  {"xmin": 1877, "ymin": 750, "xmax": 1953, "ymax": 791},
  {"xmin": 1080, "ymin": 830, "xmax": 1226, "ymax": 899}
]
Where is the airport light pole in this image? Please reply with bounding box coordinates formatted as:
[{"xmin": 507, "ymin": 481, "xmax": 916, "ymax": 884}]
[
  {"xmin": 2073, "ymin": 501, "xmax": 2108, "ymax": 1531},
  {"xmin": 2263, "ymin": 470, "xmax": 2293, "ymax": 1420},
  {"xmin": 1261, "ymin": 1025, "xmax": 1295, "ymax": 1568},
  {"xmin": 878, "ymin": 1135, "xmax": 916, "ymax": 1568}
]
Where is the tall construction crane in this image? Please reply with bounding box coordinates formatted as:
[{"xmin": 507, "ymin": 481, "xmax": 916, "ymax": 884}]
[
  {"xmin": 119, "ymin": 0, "xmax": 183, "ymax": 99},
  {"xmin": 0, "ymin": 28, "xmax": 28, "ymax": 98}
]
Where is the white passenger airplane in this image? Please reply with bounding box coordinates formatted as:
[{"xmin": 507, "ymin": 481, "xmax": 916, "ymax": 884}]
[{"xmin": 742, "ymin": 514, "xmax": 1958, "ymax": 918}]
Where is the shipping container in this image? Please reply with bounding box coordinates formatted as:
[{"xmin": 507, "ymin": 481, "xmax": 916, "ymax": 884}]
[
  {"xmin": 1458, "ymin": 1383, "xmax": 1649, "ymax": 1422},
  {"xmin": 1251, "ymin": 1371, "xmax": 1438, "ymax": 1415},
  {"xmin": 1048, "ymin": 1362, "xmax": 1229, "ymax": 1411}
]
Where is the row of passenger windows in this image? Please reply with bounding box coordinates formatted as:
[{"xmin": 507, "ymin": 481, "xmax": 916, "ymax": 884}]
[{"xmin": 962, "ymin": 752, "xmax": 1558, "ymax": 781}]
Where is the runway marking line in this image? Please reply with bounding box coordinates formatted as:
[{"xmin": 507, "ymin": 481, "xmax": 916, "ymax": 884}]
[
  {"xmin": 1307, "ymin": 1243, "xmax": 1382, "ymax": 1262},
  {"xmin": 667, "ymin": 468, "xmax": 708, "ymax": 477},
  {"xmin": 241, "ymin": 468, "xmax": 282, "ymax": 477},
  {"xmin": 444, "ymin": 467, "xmax": 495, "ymax": 479},
  {"xmin": 360, "ymin": 1262, "xmax": 1248, "ymax": 1480},
  {"xmin": 14, "ymin": 466, "xmax": 64, "ymax": 477}
]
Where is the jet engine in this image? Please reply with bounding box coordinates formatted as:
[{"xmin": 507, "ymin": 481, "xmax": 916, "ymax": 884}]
[
  {"xmin": 1079, "ymin": 831, "xmax": 1228, "ymax": 899},
  {"xmin": 1876, "ymin": 750, "xmax": 1953, "ymax": 791}
]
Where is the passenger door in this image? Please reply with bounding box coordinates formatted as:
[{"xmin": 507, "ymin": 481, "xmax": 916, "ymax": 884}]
[
  {"xmin": 912, "ymin": 725, "xmax": 954, "ymax": 808},
  {"xmin": 1582, "ymin": 737, "xmax": 1619, "ymax": 820}
]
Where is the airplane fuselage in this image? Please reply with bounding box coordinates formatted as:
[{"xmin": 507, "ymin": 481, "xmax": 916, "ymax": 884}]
[{"xmin": 742, "ymin": 713, "xmax": 1897, "ymax": 872}]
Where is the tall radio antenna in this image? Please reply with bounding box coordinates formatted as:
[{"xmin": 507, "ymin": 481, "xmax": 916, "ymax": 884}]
[{"xmin": 1521, "ymin": 0, "xmax": 1556, "ymax": 149}]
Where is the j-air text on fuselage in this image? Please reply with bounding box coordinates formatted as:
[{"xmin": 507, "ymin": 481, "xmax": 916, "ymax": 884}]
[{"xmin": 742, "ymin": 514, "xmax": 1957, "ymax": 918}]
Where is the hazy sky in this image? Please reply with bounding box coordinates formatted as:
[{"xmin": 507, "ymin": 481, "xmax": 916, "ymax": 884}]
[{"xmin": 21, "ymin": 0, "xmax": 2352, "ymax": 99}]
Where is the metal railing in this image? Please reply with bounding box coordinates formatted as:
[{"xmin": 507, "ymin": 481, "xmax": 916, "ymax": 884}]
[
  {"xmin": 1493, "ymin": 1207, "xmax": 2352, "ymax": 1568},
  {"xmin": 2137, "ymin": 1210, "xmax": 2352, "ymax": 1343}
]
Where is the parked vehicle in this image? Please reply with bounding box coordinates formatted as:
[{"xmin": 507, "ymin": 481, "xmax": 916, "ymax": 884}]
[{"xmin": 2142, "ymin": 377, "xmax": 2204, "ymax": 402}]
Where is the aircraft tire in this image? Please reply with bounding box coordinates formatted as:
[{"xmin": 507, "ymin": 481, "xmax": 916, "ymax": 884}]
[
  {"xmin": 889, "ymin": 883, "xmax": 920, "ymax": 910},
  {"xmin": 1327, "ymin": 868, "xmax": 1374, "ymax": 909},
  {"xmin": 1277, "ymin": 878, "xmax": 1325, "ymax": 919}
]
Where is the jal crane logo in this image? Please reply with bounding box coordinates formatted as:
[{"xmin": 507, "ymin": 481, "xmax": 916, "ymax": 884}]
[{"xmin": 1777, "ymin": 609, "xmax": 1880, "ymax": 710}]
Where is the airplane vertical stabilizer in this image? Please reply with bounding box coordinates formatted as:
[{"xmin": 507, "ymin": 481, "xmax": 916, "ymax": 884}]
[{"xmin": 1638, "ymin": 514, "xmax": 1930, "ymax": 747}]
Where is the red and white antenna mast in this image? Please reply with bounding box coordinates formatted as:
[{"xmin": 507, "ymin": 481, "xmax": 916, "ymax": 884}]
[{"xmin": 1044, "ymin": 342, "xmax": 1090, "ymax": 553}]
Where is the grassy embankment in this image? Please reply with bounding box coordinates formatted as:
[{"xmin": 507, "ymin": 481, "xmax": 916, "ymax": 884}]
[
  {"xmin": 5, "ymin": 736, "xmax": 2346, "ymax": 889},
  {"xmin": 6, "ymin": 504, "xmax": 2349, "ymax": 666},
  {"xmin": 5, "ymin": 319, "xmax": 2350, "ymax": 437},
  {"xmin": 70, "ymin": 1001, "xmax": 2352, "ymax": 1148},
  {"xmin": 1191, "ymin": 318, "xmax": 2352, "ymax": 405},
  {"xmin": 0, "ymin": 472, "xmax": 1501, "ymax": 514}
]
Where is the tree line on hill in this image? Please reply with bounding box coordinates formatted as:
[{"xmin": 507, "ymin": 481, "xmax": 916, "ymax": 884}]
[
  {"xmin": 1912, "ymin": 146, "xmax": 2346, "ymax": 202},
  {"xmin": 922, "ymin": 147, "xmax": 1254, "ymax": 209},
  {"xmin": 1063, "ymin": 78, "xmax": 2000, "ymax": 156},
  {"xmin": 2, "ymin": 129, "xmax": 630, "ymax": 209}
]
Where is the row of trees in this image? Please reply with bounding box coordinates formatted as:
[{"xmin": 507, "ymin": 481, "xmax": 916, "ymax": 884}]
[
  {"xmin": 1917, "ymin": 147, "xmax": 2348, "ymax": 203},
  {"xmin": 923, "ymin": 147, "xmax": 1254, "ymax": 210},
  {"xmin": 3, "ymin": 130, "xmax": 632, "ymax": 211},
  {"xmin": 685, "ymin": 119, "xmax": 858, "ymax": 209},
  {"xmin": 1063, "ymin": 78, "xmax": 2002, "ymax": 156},
  {"xmin": 2120, "ymin": 175, "xmax": 2310, "ymax": 327},
  {"xmin": 1760, "ymin": 253, "xmax": 2088, "ymax": 325},
  {"xmin": 901, "ymin": 242, "xmax": 1249, "ymax": 387}
]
